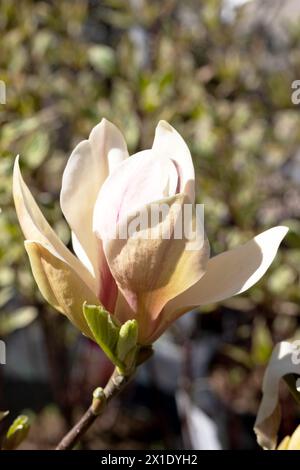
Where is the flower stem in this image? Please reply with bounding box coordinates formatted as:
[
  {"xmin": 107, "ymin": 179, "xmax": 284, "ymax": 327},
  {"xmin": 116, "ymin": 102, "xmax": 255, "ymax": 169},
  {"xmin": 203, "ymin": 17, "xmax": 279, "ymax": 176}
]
[{"xmin": 55, "ymin": 368, "xmax": 133, "ymax": 450}]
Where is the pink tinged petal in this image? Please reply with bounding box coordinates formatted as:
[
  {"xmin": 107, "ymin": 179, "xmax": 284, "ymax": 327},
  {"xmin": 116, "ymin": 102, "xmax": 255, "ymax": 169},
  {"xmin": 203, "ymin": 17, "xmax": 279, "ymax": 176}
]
[
  {"xmin": 114, "ymin": 291, "xmax": 136, "ymax": 325},
  {"xmin": 152, "ymin": 120, "xmax": 195, "ymax": 202},
  {"xmin": 164, "ymin": 226, "xmax": 288, "ymax": 321},
  {"xmin": 13, "ymin": 156, "xmax": 96, "ymax": 294},
  {"xmin": 60, "ymin": 118, "xmax": 129, "ymax": 281},
  {"xmin": 24, "ymin": 241, "xmax": 99, "ymax": 338},
  {"xmin": 93, "ymin": 149, "xmax": 178, "ymax": 242},
  {"xmin": 104, "ymin": 193, "xmax": 210, "ymax": 345},
  {"xmin": 96, "ymin": 238, "xmax": 118, "ymax": 313},
  {"xmin": 254, "ymin": 341, "xmax": 300, "ymax": 450}
]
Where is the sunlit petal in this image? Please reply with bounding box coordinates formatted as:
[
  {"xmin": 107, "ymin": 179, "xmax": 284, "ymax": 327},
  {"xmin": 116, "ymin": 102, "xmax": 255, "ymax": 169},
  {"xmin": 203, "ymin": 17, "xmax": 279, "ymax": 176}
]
[
  {"xmin": 13, "ymin": 156, "xmax": 96, "ymax": 293},
  {"xmin": 25, "ymin": 240, "xmax": 99, "ymax": 338},
  {"xmin": 93, "ymin": 149, "xmax": 178, "ymax": 242},
  {"xmin": 104, "ymin": 193, "xmax": 209, "ymax": 344},
  {"xmin": 60, "ymin": 118, "xmax": 128, "ymax": 280},
  {"xmin": 164, "ymin": 226, "xmax": 288, "ymax": 321},
  {"xmin": 152, "ymin": 120, "xmax": 195, "ymax": 202}
]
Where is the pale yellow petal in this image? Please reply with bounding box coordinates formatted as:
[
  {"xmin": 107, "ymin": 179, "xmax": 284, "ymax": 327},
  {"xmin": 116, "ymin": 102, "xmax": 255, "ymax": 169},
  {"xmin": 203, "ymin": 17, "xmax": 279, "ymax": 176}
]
[
  {"xmin": 277, "ymin": 436, "xmax": 290, "ymax": 450},
  {"xmin": 287, "ymin": 425, "xmax": 300, "ymax": 450},
  {"xmin": 164, "ymin": 226, "xmax": 288, "ymax": 320},
  {"xmin": 13, "ymin": 156, "xmax": 96, "ymax": 293},
  {"xmin": 25, "ymin": 240, "xmax": 99, "ymax": 338}
]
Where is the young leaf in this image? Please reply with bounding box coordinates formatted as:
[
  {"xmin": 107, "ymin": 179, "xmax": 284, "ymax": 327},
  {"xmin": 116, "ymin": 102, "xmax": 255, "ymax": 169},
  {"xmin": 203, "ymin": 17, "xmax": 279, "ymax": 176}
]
[
  {"xmin": 117, "ymin": 319, "xmax": 138, "ymax": 363},
  {"xmin": 83, "ymin": 303, "xmax": 122, "ymax": 367},
  {"xmin": 83, "ymin": 304, "xmax": 140, "ymax": 373},
  {"xmin": 2, "ymin": 415, "xmax": 30, "ymax": 450}
]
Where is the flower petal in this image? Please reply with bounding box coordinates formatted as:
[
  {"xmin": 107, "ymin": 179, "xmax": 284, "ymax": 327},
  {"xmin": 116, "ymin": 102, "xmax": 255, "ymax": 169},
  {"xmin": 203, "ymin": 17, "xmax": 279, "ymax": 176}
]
[
  {"xmin": 25, "ymin": 240, "xmax": 99, "ymax": 338},
  {"xmin": 13, "ymin": 156, "xmax": 96, "ymax": 293},
  {"xmin": 104, "ymin": 193, "xmax": 210, "ymax": 344},
  {"xmin": 164, "ymin": 226, "xmax": 288, "ymax": 320},
  {"xmin": 71, "ymin": 231, "xmax": 94, "ymax": 275},
  {"xmin": 254, "ymin": 341, "xmax": 300, "ymax": 450},
  {"xmin": 277, "ymin": 436, "xmax": 290, "ymax": 450},
  {"xmin": 93, "ymin": 149, "xmax": 179, "ymax": 242},
  {"xmin": 287, "ymin": 425, "xmax": 300, "ymax": 450},
  {"xmin": 60, "ymin": 118, "xmax": 129, "ymax": 278},
  {"xmin": 152, "ymin": 121, "xmax": 195, "ymax": 202}
]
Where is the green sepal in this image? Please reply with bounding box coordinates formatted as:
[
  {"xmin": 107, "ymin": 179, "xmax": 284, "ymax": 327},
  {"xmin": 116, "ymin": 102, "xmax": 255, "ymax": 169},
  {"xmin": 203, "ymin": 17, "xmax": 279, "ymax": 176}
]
[{"xmin": 2, "ymin": 415, "xmax": 30, "ymax": 450}]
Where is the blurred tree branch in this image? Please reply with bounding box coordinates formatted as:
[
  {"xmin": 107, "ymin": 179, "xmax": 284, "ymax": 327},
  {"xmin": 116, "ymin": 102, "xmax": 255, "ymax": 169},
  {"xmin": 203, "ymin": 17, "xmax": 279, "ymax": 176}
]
[{"xmin": 55, "ymin": 368, "xmax": 134, "ymax": 450}]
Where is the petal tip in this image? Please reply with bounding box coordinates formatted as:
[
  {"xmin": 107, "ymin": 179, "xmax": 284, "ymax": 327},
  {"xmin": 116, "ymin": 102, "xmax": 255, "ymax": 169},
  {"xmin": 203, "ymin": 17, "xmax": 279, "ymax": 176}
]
[
  {"xmin": 24, "ymin": 239, "xmax": 39, "ymax": 254},
  {"xmin": 267, "ymin": 225, "xmax": 289, "ymax": 241},
  {"xmin": 157, "ymin": 120, "xmax": 173, "ymax": 132},
  {"xmin": 13, "ymin": 155, "xmax": 21, "ymax": 176},
  {"xmin": 254, "ymin": 225, "xmax": 289, "ymax": 247},
  {"xmin": 100, "ymin": 117, "xmax": 109, "ymax": 127},
  {"xmin": 278, "ymin": 225, "xmax": 289, "ymax": 237}
]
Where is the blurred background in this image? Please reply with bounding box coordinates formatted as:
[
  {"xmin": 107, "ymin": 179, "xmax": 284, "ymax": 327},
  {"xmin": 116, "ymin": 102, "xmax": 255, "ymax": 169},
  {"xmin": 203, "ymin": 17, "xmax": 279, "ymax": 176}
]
[{"xmin": 1, "ymin": 0, "xmax": 300, "ymax": 450}]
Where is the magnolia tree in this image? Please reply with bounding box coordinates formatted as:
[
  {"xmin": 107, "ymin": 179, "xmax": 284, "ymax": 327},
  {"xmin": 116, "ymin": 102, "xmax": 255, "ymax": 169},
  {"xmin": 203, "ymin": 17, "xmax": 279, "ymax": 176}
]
[{"xmin": 11, "ymin": 119, "xmax": 287, "ymax": 450}]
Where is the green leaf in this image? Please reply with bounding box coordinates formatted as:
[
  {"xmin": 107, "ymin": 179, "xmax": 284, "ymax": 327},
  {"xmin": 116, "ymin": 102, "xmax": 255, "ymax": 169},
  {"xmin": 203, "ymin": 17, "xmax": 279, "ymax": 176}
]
[
  {"xmin": 83, "ymin": 303, "xmax": 122, "ymax": 368},
  {"xmin": 2, "ymin": 415, "xmax": 30, "ymax": 450},
  {"xmin": 83, "ymin": 304, "xmax": 139, "ymax": 373}
]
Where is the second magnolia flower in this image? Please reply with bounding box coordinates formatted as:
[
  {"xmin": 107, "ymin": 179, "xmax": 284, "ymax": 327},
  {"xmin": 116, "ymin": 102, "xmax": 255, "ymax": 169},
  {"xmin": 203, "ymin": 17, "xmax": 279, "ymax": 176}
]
[{"xmin": 13, "ymin": 119, "xmax": 287, "ymax": 345}]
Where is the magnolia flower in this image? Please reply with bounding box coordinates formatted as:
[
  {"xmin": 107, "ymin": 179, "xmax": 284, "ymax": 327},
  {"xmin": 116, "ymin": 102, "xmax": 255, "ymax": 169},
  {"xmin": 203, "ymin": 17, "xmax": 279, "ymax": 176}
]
[
  {"xmin": 254, "ymin": 341, "xmax": 300, "ymax": 449},
  {"xmin": 13, "ymin": 119, "xmax": 287, "ymax": 347}
]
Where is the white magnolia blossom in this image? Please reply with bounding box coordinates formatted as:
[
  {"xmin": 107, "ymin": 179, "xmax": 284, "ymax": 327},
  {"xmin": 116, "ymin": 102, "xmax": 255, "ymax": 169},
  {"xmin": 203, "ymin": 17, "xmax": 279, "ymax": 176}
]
[{"xmin": 13, "ymin": 118, "xmax": 288, "ymax": 345}]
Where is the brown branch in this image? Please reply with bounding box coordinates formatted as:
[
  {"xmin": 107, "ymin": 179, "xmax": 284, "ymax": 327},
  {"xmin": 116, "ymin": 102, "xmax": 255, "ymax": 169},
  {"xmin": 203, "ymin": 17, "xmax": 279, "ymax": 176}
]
[{"xmin": 55, "ymin": 368, "xmax": 133, "ymax": 450}]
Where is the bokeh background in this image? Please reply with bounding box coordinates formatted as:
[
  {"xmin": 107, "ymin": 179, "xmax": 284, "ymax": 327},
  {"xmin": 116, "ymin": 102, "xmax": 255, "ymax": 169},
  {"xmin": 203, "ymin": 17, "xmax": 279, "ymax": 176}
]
[{"xmin": 1, "ymin": 0, "xmax": 300, "ymax": 450}]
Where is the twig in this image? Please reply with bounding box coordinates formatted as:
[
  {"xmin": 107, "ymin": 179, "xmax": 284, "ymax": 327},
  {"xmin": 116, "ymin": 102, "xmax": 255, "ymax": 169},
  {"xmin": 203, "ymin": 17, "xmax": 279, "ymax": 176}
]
[{"xmin": 55, "ymin": 368, "xmax": 133, "ymax": 450}]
